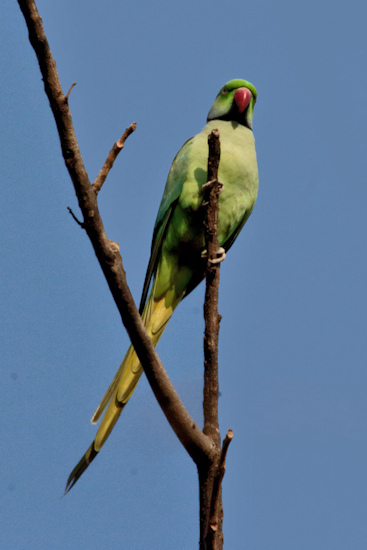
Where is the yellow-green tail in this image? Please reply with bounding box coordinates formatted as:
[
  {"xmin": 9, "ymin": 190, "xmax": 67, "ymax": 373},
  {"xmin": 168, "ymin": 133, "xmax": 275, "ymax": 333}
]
[{"xmin": 65, "ymin": 290, "xmax": 178, "ymax": 493}]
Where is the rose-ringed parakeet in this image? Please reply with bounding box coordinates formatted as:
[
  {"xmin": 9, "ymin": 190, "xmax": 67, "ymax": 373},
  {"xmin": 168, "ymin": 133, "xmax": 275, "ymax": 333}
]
[{"xmin": 66, "ymin": 78, "xmax": 259, "ymax": 492}]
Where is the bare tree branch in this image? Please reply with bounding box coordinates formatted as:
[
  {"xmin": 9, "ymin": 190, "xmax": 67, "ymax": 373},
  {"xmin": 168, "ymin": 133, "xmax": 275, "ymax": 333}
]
[
  {"xmin": 65, "ymin": 81, "xmax": 76, "ymax": 102},
  {"xmin": 203, "ymin": 129, "xmax": 222, "ymax": 445},
  {"xmin": 67, "ymin": 206, "xmax": 84, "ymax": 227},
  {"xmin": 93, "ymin": 122, "xmax": 137, "ymax": 194},
  {"xmin": 18, "ymin": 4, "xmax": 235, "ymax": 549},
  {"xmin": 208, "ymin": 429, "xmax": 234, "ymax": 545},
  {"xmin": 199, "ymin": 129, "xmax": 231, "ymax": 550},
  {"xmin": 17, "ymin": 0, "xmax": 215, "ymax": 465}
]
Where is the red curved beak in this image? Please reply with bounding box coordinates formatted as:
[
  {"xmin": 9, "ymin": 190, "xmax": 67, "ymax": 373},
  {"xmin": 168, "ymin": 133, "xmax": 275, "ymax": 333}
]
[{"xmin": 234, "ymin": 87, "xmax": 252, "ymax": 113}]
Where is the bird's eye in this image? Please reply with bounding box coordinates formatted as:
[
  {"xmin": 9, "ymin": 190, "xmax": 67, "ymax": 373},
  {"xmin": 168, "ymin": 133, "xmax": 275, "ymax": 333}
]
[{"xmin": 221, "ymin": 88, "xmax": 228, "ymax": 95}]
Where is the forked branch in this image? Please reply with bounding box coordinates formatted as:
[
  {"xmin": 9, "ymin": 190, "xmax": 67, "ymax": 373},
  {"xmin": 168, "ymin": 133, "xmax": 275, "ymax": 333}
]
[
  {"xmin": 17, "ymin": 0, "xmax": 214, "ymax": 464},
  {"xmin": 18, "ymin": 3, "xmax": 233, "ymax": 549}
]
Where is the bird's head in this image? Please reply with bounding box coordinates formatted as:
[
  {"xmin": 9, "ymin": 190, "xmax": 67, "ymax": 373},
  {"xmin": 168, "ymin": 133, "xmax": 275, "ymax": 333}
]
[{"xmin": 207, "ymin": 79, "xmax": 257, "ymax": 130}]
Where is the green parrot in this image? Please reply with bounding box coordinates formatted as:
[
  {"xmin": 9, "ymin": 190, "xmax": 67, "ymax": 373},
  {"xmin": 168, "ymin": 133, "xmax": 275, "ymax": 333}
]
[{"xmin": 65, "ymin": 78, "xmax": 259, "ymax": 492}]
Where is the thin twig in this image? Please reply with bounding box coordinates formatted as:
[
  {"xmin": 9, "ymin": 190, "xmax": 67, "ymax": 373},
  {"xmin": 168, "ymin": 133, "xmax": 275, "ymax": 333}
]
[
  {"xmin": 67, "ymin": 206, "xmax": 84, "ymax": 227},
  {"xmin": 93, "ymin": 122, "xmax": 137, "ymax": 194},
  {"xmin": 208, "ymin": 429, "xmax": 234, "ymax": 534},
  {"xmin": 17, "ymin": 0, "xmax": 214, "ymax": 465},
  {"xmin": 220, "ymin": 429, "xmax": 233, "ymax": 467},
  {"xmin": 65, "ymin": 82, "xmax": 76, "ymax": 102}
]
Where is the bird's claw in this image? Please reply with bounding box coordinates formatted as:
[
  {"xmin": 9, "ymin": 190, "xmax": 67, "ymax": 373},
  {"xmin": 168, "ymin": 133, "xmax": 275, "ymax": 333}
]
[
  {"xmin": 202, "ymin": 247, "xmax": 226, "ymax": 264},
  {"xmin": 209, "ymin": 247, "xmax": 226, "ymax": 264},
  {"xmin": 202, "ymin": 179, "xmax": 224, "ymax": 194}
]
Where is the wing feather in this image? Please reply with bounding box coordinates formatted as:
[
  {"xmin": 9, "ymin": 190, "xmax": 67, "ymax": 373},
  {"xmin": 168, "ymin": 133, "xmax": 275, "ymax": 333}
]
[{"xmin": 139, "ymin": 137, "xmax": 194, "ymax": 312}]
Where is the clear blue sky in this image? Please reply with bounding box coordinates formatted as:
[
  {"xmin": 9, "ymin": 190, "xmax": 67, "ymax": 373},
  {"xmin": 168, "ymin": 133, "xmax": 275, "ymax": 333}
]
[{"xmin": 2, "ymin": 1, "xmax": 367, "ymax": 548}]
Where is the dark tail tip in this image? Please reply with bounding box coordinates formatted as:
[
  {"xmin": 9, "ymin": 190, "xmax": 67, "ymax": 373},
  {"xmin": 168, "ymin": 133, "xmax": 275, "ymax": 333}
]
[{"xmin": 64, "ymin": 442, "xmax": 99, "ymax": 494}]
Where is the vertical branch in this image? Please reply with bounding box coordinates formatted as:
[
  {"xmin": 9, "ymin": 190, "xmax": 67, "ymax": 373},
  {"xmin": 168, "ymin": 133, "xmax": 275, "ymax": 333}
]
[
  {"xmin": 203, "ymin": 129, "xmax": 222, "ymax": 445},
  {"xmin": 199, "ymin": 129, "xmax": 223, "ymax": 550}
]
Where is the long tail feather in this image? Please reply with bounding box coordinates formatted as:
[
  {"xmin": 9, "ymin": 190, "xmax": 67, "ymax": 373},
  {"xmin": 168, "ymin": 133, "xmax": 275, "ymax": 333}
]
[
  {"xmin": 91, "ymin": 354, "xmax": 131, "ymax": 424},
  {"xmin": 90, "ymin": 286, "xmax": 161, "ymax": 424},
  {"xmin": 65, "ymin": 441, "xmax": 99, "ymax": 494},
  {"xmin": 66, "ymin": 290, "xmax": 181, "ymax": 491}
]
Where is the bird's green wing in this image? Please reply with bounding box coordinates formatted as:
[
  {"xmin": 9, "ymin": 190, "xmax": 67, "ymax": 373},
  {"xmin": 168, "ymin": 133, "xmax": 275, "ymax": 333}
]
[
  {"xmin": 139, "ymin": 137, "xmax": 194, "ymax": 312},
  {"xmin": 222, "ymin": 204, "xmax": 255, "ymax": 253},
  {"xmin": 139, "ymin": 202, "xmax": 176, "ymax": 313}
]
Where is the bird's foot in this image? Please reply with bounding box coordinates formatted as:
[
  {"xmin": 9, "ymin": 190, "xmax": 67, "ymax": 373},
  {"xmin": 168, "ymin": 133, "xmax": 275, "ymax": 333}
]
[
  {"xmin": 202, "ymin": 247, "xmax": 226, "ymax": 264},
  {"xmin": 202, "ymin": 178, "xmax": 224, "ymax": 193},
  {"xmin": 209, "ymin": 247, "xmax": 226, "ymax": 264}
]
